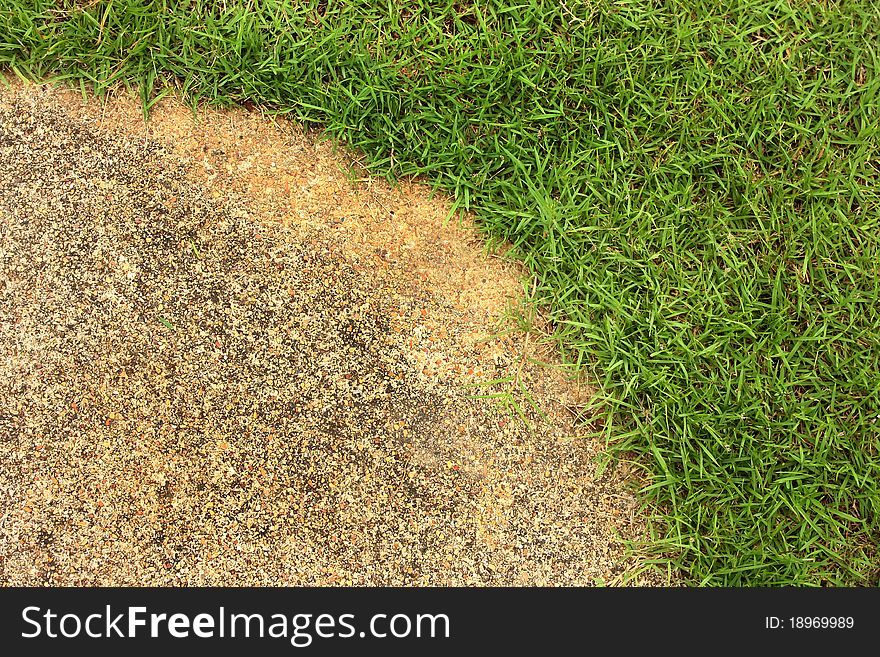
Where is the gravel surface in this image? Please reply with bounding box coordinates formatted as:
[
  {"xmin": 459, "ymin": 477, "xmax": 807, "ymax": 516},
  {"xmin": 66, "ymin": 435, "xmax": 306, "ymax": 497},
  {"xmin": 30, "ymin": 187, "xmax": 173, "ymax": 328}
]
[{"xmin": 0, "ymin": 84, "xmax": 661, "ymax": 586}]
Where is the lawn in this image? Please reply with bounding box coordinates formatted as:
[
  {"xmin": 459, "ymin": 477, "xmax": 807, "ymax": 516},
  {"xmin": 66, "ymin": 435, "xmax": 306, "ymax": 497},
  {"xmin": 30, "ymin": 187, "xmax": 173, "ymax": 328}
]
[{"xmin": 1, "ymin": 0, "xmax": 878, "ymax": 585}]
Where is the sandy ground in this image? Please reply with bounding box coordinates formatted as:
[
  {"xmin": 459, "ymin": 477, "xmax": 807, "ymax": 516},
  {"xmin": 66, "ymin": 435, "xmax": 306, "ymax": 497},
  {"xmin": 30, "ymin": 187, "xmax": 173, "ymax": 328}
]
[{"xmin": 0, "ymin": 79, "xmax": 661, "ymax": 586}]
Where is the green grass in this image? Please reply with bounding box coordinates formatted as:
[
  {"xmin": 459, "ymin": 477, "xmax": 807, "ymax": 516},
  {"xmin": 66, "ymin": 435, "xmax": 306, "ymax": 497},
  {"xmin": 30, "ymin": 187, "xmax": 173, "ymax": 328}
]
[{"xmin": 2, "ymin": 0, "xmax": 878, "ymax": 586}]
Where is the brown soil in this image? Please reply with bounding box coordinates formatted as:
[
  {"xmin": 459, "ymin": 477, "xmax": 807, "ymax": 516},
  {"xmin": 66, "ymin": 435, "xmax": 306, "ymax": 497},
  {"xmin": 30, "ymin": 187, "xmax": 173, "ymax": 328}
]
[{"xmin": 0, "ymin": 78, "xmax": 661, "ymax": 586}]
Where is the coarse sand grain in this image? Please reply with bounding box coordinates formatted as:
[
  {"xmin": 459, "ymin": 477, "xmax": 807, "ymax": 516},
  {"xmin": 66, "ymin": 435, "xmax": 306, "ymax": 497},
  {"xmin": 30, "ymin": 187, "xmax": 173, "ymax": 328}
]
[{"xmin": 0, "ymin": 79, "xmax": 665, "ymax": 586}]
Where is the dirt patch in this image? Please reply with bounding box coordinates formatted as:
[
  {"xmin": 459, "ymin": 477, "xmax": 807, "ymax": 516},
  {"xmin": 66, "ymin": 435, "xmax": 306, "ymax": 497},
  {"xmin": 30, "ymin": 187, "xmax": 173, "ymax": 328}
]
[{"xmin": 0, "ymin": 79, "xmax": 659, "ymax": 585}]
